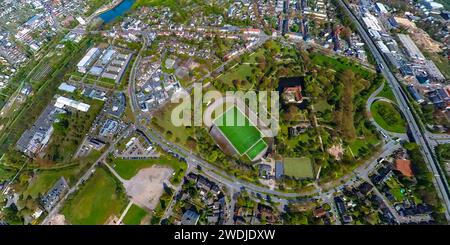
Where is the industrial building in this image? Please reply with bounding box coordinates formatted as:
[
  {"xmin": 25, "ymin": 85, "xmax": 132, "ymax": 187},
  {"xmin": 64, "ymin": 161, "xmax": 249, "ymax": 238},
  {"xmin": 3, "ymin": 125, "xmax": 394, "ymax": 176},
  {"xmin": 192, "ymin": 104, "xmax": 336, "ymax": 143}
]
[
  {"xmin": 101, "ymin": 49, "xmax": 116, "ymax": 65},
  {"xmin": 424, "ymin": 60, "xmax": 446, "ymax": 82},
  {"xmin": 16, "ymin": 104, "xmax": 65, "ymax": 157},
  {"xmin": 82, "ymin": 88, "xmax": 107, "ymax": 101},
  {"xmin": 58, "ymin": 82, "xmax": 76, "ymax": 93},
  {"xmin": 423, "ymin": 1, "xmax": 444, "ymax": 10},
  {"xmin": 77, "ymin": 47, "xmax": 101, "ymax": 73},
  {"xmin": 397, "ymin": 34, "xmax": 426, "ymax": 62},
  {"xmin": 102, "ymin": 72, "xmax": 118, "ymax": 80},
  {"xmin": 377, "ymin": 41, "xmax": 390, "ymax": 53},
  {"xmin": 99, "ymin": 119, "xmax": 119, "ymax": 137},
  {"xmin": 407, "ymin": 84, "xmax": 425, "ymax": 104},
  {"xmin": 76, "ymin": 45, "xmax": 132, "ymax": 85},
  {"xmin": 109, "ymin": 92, "xmax": 126, "ymax": 118},
  {"xmin": 362, "ymin": 13, "xmax": 382, "ymax": 32},
  {"xmin": 55, "ymin": 96, "xmax": 91, "ymax": 112},
  {"xmin": 106, "ymin": 65, "xmax": 121, "ymax": 74},
  {"xmin": 89, "ymin": 66, "xmax": 103, "ymax": 76},
  {"xmin": 375, "ymin": 3, "xmax": 388, "ymax": 14}
]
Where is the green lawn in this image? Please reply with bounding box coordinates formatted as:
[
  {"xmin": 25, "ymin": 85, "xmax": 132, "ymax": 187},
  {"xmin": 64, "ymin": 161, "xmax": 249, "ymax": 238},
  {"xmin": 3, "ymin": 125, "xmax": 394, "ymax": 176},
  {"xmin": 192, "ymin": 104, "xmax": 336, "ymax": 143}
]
[
  {"xmin": 62, "ymin": 167, "xmax": 128, "ymax": 225},
  {"xmin": 23, "ymin": 150, "xmax": 102, "ymax": 198},
  {"xmin": 152, "ymin": 102, "xmax": 191, "ymax": 143},
  {"xmin": 283, "ymin": 157, "xmax": 315, "ymax": 179},
  {"xmin": 378, "ymin": 84, "xmax": 396, "ymax": 103},
  {"xmin": 370, "ymin": 101, "xmax": 406, "ymax": 133},
  {"xmin": 313, "ymin": 99, "xmax": 332, "ymax": 113},
  {"xmin": 348, "ymin": 136, "xmax": 379, "ymax": 157},
  {"xmin": 248, "ymin": 49, "xmax": 265, "ymax": 63},
  {"xmin": 112, "ymin": 155, "xmax": 186, "ymax": 182},
  {"xmin": 246, "ymin": 139, "xmax": 267, "ymax": 160},
  {"xmin": 122, "ymin": 204, "xmax": 148, "ymax": 225},
  {"xmin": 217, "ymin": 45, "xmax": 269, "ymax": 88},
  {"xmin": 23, "ymin": 168, "xmax": 76, "ymax": 199},
  {"xmin": 99, "ymin": 76, "xmax": 116, "ymax": 85},
  {"xmin": 311, "ymin": 54, "xmax": 373, "ymax": 79},
  {"xmin": 385, "ymin": 178, "xmax": 405, "ymax": 203},
  {"xmin": 219, "ymin": 64, "xmax": 252, "ymax": 85},
  {"xmin": 215, "ymin": 106, "xmax": 263, "ymax": 155}
]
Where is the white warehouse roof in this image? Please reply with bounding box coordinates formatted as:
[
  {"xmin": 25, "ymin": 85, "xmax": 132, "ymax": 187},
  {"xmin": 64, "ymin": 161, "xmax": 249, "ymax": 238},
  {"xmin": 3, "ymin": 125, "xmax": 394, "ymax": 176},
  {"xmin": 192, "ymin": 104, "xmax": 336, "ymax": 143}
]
[
  {"xmin": 58, "ymin": 82, "xmax": 76, "ymax": 93},
  {"xmin": 376, "ymin": 3, "xmax": 388, "ymax": 14},
  {"xmin": 77, "ymin": 47, "xmax": 99, "ymax": 68},
  {"xmin": 55, "ymin": 96, "xmax": 90, "ymax": 112},
  {"xmin": 362, "ymin": 13, "xmax": 382, "ymax": 32}
]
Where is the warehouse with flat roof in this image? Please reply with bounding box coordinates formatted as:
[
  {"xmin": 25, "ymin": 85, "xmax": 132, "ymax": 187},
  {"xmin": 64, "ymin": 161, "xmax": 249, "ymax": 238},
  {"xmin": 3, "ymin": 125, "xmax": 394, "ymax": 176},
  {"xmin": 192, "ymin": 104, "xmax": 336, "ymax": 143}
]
[
  {"xmin": 55, "ymin": 96, "xmax": 90, "ymax": 112},
  {"xmin": 77, "ymin": 47, "xmax": 100, "ymax": 73},
  {"xmin": 362, "ymin": 13, "xmax": 382, "ymax": 32},
  {"xmin": 398, "ymin": 34, "xmax": 426, "ymax": 61}
]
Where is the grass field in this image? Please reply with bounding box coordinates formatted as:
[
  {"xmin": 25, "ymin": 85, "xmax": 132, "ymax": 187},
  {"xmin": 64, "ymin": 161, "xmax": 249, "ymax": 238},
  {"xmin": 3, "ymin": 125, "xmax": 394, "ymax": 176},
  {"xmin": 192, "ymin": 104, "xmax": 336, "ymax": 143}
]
[
  {"xmin": 220, "ymin": 64, "xmax": 252, "ymax": 83},
  {"xmin": 152, "ymin": 102, "xmax": 191, "ymax": 143},
  {"xmin": 313, "ymin": 99, "xmax": 332, "ymax": 113},
  {"xmin": 246, "ymin": 139, "xmax": 267, "ymax": 160},
  {"xmin": 311, "ymin": 54, "xmax": 373, "ymax": 79},
  {"xmin": 385, "ymin": 177, "xmax": 405, "ymax": 203},
  {"xmin": 112, "ymin": 155, "xmax": 186, "ymax": 183},
  {"xmin": 370, "ymin": 101, "xmax": 406, "ymax": 133},
  {"xmin": 377, "ymin": 84, "xmax": 396, "ymax": 103},
  {"xmin": 62, "ymin": 167, "xmax": 128, "ymax": 225},
  {"xmin": 283, "ymin": 157, "xmax": 314, "ymax": 179},
  {"xmin": 215, "ymin": 106, "xmax": 264, "ymax": 157},
  {"xmin": 122, "ymin": 204, "xmax": 148, "ymax": 225},
  {"xmin": 23, "ymin": 168, "xmax": 76, "ymax": 199},
  {"xmin": 23, "ymin": 150, "xmax": 102, "ymax": 198},
  {"xmin": 218, "ymin": 49, "xmax": 264, "ymax": 89}
]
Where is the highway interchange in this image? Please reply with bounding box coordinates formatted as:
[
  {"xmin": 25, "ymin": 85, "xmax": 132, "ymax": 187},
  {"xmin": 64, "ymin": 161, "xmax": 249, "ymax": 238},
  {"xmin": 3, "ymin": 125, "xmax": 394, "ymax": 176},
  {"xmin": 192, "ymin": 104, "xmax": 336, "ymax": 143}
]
[
  {"xmin": 122, "ymin": 2, "xmax": 450, "ymax": 222},
  {"xmin": 336, "ymin": 0, "xmax": 450, "ymax": 220}
]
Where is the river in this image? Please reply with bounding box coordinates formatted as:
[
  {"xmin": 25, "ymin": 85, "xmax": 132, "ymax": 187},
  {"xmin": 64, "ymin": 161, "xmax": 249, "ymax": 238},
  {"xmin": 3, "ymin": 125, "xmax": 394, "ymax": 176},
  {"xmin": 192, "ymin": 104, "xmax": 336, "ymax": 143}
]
[{"xmin": 99, "ymin": 0, "xmax": 136, "ymax": 23}]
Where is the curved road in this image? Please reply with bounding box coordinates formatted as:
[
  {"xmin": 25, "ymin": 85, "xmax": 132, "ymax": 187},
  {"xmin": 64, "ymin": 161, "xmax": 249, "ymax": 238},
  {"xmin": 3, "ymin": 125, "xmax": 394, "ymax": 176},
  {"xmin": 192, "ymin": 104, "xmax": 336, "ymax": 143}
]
[
  {"xmin": 337, "ymin": 0, "xmax": 450, "ymax": 220},
  {"xmin": 129, "ymin": 58, "xmax": 401, "ymax": 201}
]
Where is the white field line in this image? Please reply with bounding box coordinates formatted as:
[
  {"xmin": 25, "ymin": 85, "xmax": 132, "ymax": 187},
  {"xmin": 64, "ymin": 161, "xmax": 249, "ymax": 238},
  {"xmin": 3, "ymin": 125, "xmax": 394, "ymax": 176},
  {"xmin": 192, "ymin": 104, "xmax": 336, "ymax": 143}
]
[
  {"xmin": 244, "ymin": 138, "xmax": 268, "ymax": 160},
  {"xmin": 213, "ymin": 106, "xmax": 245, "ymax": 156},
  {"xmin": 214, "ymin": 106, "xmax": 266, "ymax": 157},
  {"xmin": 234, "ymin": 105, "xmax": 266, "ymax": 138},
  {"xmin": 234, "ymin": 97, "xmax": 272, "ymax": 137}
]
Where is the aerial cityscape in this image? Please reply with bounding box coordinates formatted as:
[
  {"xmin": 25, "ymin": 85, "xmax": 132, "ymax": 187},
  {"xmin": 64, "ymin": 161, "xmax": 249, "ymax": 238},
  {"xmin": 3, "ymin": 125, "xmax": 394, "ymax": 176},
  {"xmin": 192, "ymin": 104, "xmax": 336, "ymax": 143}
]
[{"xmin": 1, "ymin": 0, "xmax": 450, "ymax": 228}]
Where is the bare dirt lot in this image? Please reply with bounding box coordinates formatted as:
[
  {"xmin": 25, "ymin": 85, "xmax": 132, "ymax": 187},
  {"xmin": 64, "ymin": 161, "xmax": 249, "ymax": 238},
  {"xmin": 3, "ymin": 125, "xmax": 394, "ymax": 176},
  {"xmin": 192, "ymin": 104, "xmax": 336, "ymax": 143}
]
[
  {"xmin": 394, "ymin": 17, "xmax": 442, "ymax": 53},
  {"xmin": 47, "ymin": 214, "xmax": 68, "ymax": 225},
  {"xmin": 124, "ymin": 166, "xmax": 173, "ymax": 210}
]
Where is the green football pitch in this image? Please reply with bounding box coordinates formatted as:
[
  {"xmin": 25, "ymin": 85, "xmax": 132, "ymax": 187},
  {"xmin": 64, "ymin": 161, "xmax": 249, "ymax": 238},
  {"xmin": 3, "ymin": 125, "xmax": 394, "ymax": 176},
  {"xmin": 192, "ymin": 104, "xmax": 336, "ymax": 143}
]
[
  {"xmin": 246, "ymin": 139, "xmax": 267, "ymax": 160},
  {"xmin": 214, "ymin": 106, "xmax": 266, "ymax": 159}
]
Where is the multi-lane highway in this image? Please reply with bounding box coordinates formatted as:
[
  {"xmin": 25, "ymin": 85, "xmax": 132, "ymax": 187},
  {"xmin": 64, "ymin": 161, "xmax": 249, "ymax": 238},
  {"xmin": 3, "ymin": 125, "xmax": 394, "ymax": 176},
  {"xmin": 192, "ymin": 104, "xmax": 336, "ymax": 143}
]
[
  {"xmin": 336, "ymin": 0, "xmax": 450, "ymax": 220},
  {"xmin": 122, "ymin": 6, "xmax": 450, "ymax": 223}
]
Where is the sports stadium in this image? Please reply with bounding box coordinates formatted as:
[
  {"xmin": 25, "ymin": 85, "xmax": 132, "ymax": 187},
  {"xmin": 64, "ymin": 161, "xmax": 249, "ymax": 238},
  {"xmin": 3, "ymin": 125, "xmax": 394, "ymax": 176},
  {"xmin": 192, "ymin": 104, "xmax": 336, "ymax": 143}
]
[{"xmin": 205, "ymin": 96, "xmax": 271, "ymax": 161}]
